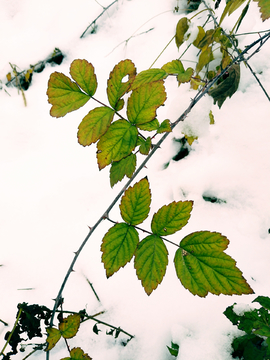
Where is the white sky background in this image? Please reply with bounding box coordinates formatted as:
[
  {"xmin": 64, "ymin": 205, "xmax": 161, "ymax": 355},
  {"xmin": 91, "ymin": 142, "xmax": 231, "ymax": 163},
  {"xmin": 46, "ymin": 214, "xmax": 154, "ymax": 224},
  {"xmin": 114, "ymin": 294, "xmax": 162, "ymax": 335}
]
[{"xmin": 0, "ymin": 0, "xmax": 270, "ymax": 359}]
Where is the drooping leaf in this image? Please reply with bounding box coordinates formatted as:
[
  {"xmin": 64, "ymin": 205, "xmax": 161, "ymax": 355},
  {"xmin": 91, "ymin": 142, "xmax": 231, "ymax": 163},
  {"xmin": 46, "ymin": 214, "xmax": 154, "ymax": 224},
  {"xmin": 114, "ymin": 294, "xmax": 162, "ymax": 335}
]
[
  {"xmin": 130, "ymin": 69, "xmax": 167, "ymax": 91},
  {"xmin": 107, "ymin": 59, "xmax": 136, "ymax": 110},
  {"xmin": 101, "ymin": 223, "xmax": 139, "ymax": 277},
  {"xmin": 59, "ymin": 314, "xmax": 80, "ymax": 339},
  {"xmin": 197, "ymin": 29, "xmax": 215, "ymax": 49},
  {"xmin": 220, "ymin": 0, "xmax": 248, "ymax": 25},
  {"xmin": 208, "ymin": 63, "xmax": 240, "ymax": 108},
  {"xmin": 110, "ymin": 153, "xmax": 136, "ymax": 187},
  {"xmin": 46, "ymin": 327, "xmax": 61, "ymax": 351},
  {"xmin": 175, "ymin": 17, "xmax": 190, "ymax": 48},
  {"xmin": 234, "ymin": 2, "xmax": 250, "ymax": 32},
  {"xmin": 162, "ymin": 60, "xmax": 193, "ymax": 86},
  {"xmin": 134, "ymin": 235, "xmax": 168, "ymax": 295},
  {"xmin": 127, "ymin": 81, "xmax": 166, "ymax": 125},
  {"xmin": 70, "ymin": 59, "xmax": 97, "ymax": 97},
  {"xmin": 151, "ymin": 201, "xmax": 193, "ymax": 236},
  {"xmin": 97, "ymin": 119, "xmax": 138, "ymax": 169},
  {"xmin": 157, "ymin": 119, "xmax": 172, "ymax": 133},
  {"xmin": 193, "ymin": 26, "xmax": 205, "ymax": 48},
  {"xmin": 196, "ymin": 46, "xmax": 214, "ymax": 73},
  {"xmin": 252, "ymin": 296, "xmax": 270, "ymax": 311},
  {"xmin": 139, "ymin": 137, "xmax": 152, "ymax": 155},
  {"xmin": 47, "ymin": 72, "xmax": 90, "ymax": 117},
  {"xmin": 254, "ymin": 0, "xmax": 270, "ymax": 21},
  {"xmin": 61, "ymin": 347, "xmax": 92, "ymax": 360},
  {"xmin": 174, "ymin": 231, "xmax": 254, "ymax": 297},
  {"xmin": 120, "ymin": 177, "xmax": 151, "ymax": 225},
  {"xmin": 77, "ymin": 107, "xmax": 115, "ymax": 146},
  {"xmin": 136, "ymin": 118, "xmax": 160, "ymax": 131}
]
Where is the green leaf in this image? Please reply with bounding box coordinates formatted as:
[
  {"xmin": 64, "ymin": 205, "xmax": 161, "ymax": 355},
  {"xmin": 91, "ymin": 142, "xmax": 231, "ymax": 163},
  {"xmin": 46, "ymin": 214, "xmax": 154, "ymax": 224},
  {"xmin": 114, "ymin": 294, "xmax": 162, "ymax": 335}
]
[
  {"xmin": 151, "ymin": 200, "xmax": 193, "ymax": 236},
  {"xmin": 162, "ymin": 60, "xmax": 193, "ymax": 86},
  {"xmin": 139, "ymin": 137, "xmax": 152, "ymax": 155},
  {"xmin": 77, "ymin": 107, "xmax": 115, "ymax": 146},
  {"xmin": 130, "ymin": 69, "xmax": 167, "ymax": 91},
  {"xmin": 59, "ymin": 314, "xmax": 80, "ymax": 339},
  {"xmin": 175, "ymin": 17, "xmax": 190, "ymax": 48},
  {"xmin": 253, "ymin": 296, "xmax": 270, "ymax": 311},
  {"xmin": 134, "ymin": 235, "xmax": 168, "ymax": 295},
  {"xmin": 120, "ymin": 177, "xmax": 151, "ymax": 225},
  {"xmin": 61, "ymin": 347, "xmax": 92, "ymax": 360},
  {"xmin": 196, "ymin": 46, "xmax": 214, "ymax": 73},
  {"xmin": 136, "ymin": 118, "xmax": 160, "ymax": 131},
  {"xmin": 157, "ymin": 119, "xmax": 171, "ymax": 133},
  {"xmin": 70, "ymin": 59, "xmax": 97, "ymax": 97},
  {"xmin": 46, "ymin": 327, "xmax": 61, "ymax": 351},
  {"xmin": 47, "ymin": 72, "xmax": 90, "ymax": 117},
  {"xmin": 107, "ymin": 59, "xmax": 136, "ymax": 110},
  {"xmin": 174, "ymin": 231, "xmax": 254, "ymax": 297},
  {"xmin": 110, "ymin": 153, "xmax": 136, "ymax": 187},
  {"xmin": 97, "ymin": 119, "xmax": 138, "ymax": 169},
  {"xmin": 101, "ymin": 223, "xmax": 139, "ymax": 277},
  {"xmin": 193, "ymin": 26, "xmax": 205, "ymax": 48},
  {"xmin": 254, "ymin": 0, "xmax": 270, "ymax": 21},
  {"xmin": 167, "ymin": 342, "xmax": 179, "ymax": 357},
  {"xmin": 220, "ymin": 0, "xmax": 248, "ymax": 25},
  {"xmin": 127, "ymin": 81, "xmax": 166, "ymax": 125},
  {"xmin": 209, "ymin": 63, "xmax": 240, "ymax": 108}
]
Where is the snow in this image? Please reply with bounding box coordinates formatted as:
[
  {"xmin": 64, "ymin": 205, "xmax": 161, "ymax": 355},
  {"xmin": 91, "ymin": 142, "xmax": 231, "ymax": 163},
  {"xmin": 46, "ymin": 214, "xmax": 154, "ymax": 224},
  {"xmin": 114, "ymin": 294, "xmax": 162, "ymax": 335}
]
[{"xmin": 1, "ymin": 0, "xmax": 270, "ymax": 359}]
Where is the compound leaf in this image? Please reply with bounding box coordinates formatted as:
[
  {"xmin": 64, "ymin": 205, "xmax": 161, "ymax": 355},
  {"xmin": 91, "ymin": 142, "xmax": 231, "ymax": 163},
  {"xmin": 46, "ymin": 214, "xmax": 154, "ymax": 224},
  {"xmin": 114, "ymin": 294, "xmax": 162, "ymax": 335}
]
[
  {"xmin": 107, "ymin": 59, "xmax": 136, "ymax": 110},
  {"xmin": 162, "ymin": 60, "xmax": 193, "ymax": 85},
  {"xmin": 175, "ymin": 17, "xmax": 190, "ymax": 48},
  {"xmin": 157, "ymin": 119, "xmax": 172, "ymax": 133},
  {"xmin": 70, "ymin": 59, "xmax": 97, "ymax": 97},
  {"xmin": 134, "ymin": 235, "xmax": 168, "ymax": 295},
  {"xmin": 46, "ymin": 327, "xmax": 61, "ymax": 351},
  {"xmin": 77, "ymin": 107, "xmax": 115, "ymax": 146},
  {"xmin": 47, "ymin": 72, "xmax": 90, "ymax": 117},
  {"xmin": 101, "ymin": 223, "xmax": 139, "ymax": 277},
  {"xmin": 139, "ymin": 137, "xmax": 152, "ymax": 155},
  {"xmin": 61, "ymin": 347, "xmax": 92, "ymax": 360},
  {"xmin": 174, "ymin": 231, "xmax": 254, "ymax": 297},
  {"xmin": 151, "ymin": 200, "xmax": 193, "ymax": 236},
  {"xmin": 59, "ymin": 314, "xmax": 80, "ymax": 339},
  {"xmin": 130, "ymin": 69, "xmax": 167, "ymax": 90},
  {"xmin": 127, "ymin": 81, "xmax": 166, "ymax": 125},
  {"xmin": 97, "ymin": 119, "xmax": 138, "ymax": 169},
  {"xmin": 120, "ymin": 177, "xmax": 151, "ymax": 225},
  {"xmin": 110, "ymin": 153, "xmax": 136, "ymax": 187},
  {"xmin": 254, "ymin": 0, "xmax": 270, "ymax": 21}
]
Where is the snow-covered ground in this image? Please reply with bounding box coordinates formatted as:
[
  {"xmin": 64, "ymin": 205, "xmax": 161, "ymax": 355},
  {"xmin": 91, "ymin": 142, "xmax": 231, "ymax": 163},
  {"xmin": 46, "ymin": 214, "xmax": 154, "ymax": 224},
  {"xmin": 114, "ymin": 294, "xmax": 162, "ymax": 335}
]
[{"xmin": 1, "ymin": 0, "xmax": 270, "ymax": 359}]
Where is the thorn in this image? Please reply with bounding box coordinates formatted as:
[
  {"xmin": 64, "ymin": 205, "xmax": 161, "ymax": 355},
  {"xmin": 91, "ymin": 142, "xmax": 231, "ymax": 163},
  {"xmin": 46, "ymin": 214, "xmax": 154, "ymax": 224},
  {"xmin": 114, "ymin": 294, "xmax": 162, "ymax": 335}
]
[
  {"xmin": 88, "ymin": 225, "xmax": 92, "ymax": 230},
  {"xmin": 102, "ymin": 212, "xmax": 108, "ymax": 220}
]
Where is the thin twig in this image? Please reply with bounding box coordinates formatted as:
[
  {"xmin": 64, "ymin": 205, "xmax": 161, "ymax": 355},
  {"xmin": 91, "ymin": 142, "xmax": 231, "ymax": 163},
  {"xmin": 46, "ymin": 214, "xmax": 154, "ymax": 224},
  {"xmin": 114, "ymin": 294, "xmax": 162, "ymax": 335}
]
[
  {"xmin": 80, "ymin": 0, "xmax": 118, "ymax": 38},
  {"xmin": 85, "ymin": 277, "xmax": 101, "ymax": 302}
]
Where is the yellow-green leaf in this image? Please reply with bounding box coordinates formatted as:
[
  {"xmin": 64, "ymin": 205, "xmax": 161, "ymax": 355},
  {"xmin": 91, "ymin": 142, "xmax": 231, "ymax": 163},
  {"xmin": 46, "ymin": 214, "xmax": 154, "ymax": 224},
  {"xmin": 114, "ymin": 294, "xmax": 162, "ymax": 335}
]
[
  {"xmin": 107, "ymin": 59, "xmax": 136, "ymax": 110},
  {"xmin": 175, "ymin": 17, "xmax": 190, "ymax": 48},
  {"xmin": 157, "ymin": 119, "xmax": 172, "ymax": 134},
  {"xmin": 254, "ymin": 0, "xmax": 270, "ymax": 21},
  {"xmin": 59, "ymin": 314, "xmax": 80, "ymax": 339},
  {"xmin": 136, "ymin": 118, "xmax": 160, "ymax": 131},
  {"xmin": 162, "ymin": 60, "xmax": 193, "ymax": 86},
  {"xmin": 134, "ymin": 235, "xmax": 168, "ymax": 295},
  {"xmin": 110, "ymin": 153, "xmax": 136, "ymax": 187},
  {"xmin": 46, "ymin": 327, "xmax": 61, "ymax": 351},
  {"xmin": 197, "ymin": 29, "xmax": 215, "ymax": 49},
  {"xmin": 130, "ymin": 69, "xmax": 167, "ymax": 91},
  {"xmin": 97, "ymin": 119, "xmax": 138, "ymax": 169},
  {"xmin": 193, "ymin": 26, "xmax": 205, "ymax": 48},
  {"xmin": 120, "ymin": 177, "xmax": 151, "ymax": 225},
  {"xmin": 61, "ymin": 347, "xmax": 92, "ymax": 360},
  {"xmin": 127, "ymin": 81, "xmax": 166, "ymax": 125},
  {"xmin": 70, "ymin": 59, "xmax": 97, "ymax": 96},
  {"xmin": 220, "ymin": 0, "xmax": 248, "ymax": 24},
  {"xmin": 174, "ymin": 231, "xmax": 254, "ymax": 297},
  {"xmin": 139, "ymin": 137, "xmax": 152, "ymax": 155},
  {"xmin": 151, "ymin": 201, "xmax": 193, "ymax": 236},
  {"xmin": 47, "ymin": 72, "xmax": 90, "ymax": 117},
  {"xmin": 196, "ymin": 46, "xmax": 214, "ymax": 73},
  {"xmin": 101, "ymin": 223, "xmax": 139, "ymax": 277},
  {"xmin": 209, "ymin": 110, "xmax": 215, "ymax": 124},
  {"xmin": 77, "ymin": 107, "xmax": 115, "ymax": 146}
]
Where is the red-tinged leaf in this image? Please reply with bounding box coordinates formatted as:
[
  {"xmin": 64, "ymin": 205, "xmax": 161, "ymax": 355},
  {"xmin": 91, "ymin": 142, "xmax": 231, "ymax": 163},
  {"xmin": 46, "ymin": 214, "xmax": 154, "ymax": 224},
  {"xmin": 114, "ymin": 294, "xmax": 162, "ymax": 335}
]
[
  {"xmin": 46, "ymin": 327, "xmax": 61, "ymax": 351},
  {"xmin": 70, "ymin": 59, "xmax": 97, "ymax": 96},
  {"xmin": 59, "ymin": 314, "xmax": 80, "ymax": 339},
  {"xmin": 127, "ymin": 81, "xmax": 166, "ymax": 126},
  {"xmin": 175, "ymin": 17, "xmax": 190, "ymax": 48},
  {"xmin": 120, "ymin": 177, "xmax": 151, "ymax": 225},
  {"xmin": 107, "ymin": 59, "xmax": 136, "ymax": 110},
  {"xmin": 151, "ymin": 201, "xmax": 193, "ymax": 236},
  {"xmin": 110, "ymin": 153, "xmax": 136, "ymax": 187},
  {"xmin": 254, "ymin": 0, "xmax": 270, "ymax": 21},
  {"xmin": 61, "ymin": 347, "xmax": 92, "ymax": 360},
  {"xmin": 174, "ymin": 231, "xmax": 254, "ymax": 297},
  {"xmin": 101, "ymin": 223, "xmax": 139, "ymax": 277},
  {"xmin": 77, "ymin": 107, "xmax": 115, "ymax": 146},
  {"xmin": 162, "ymin": 60, "xmax": 193, "ymax": 85},
  {"xmin": 47, "ymin": 72, "xmax": 90, "ymax": 117},
  {"xmin": 97, "ymin": 119, "xmax": 138, "ymax": 169},
  {"xmin": 157, "ymin": 119, "xmax": 171, "ymax": 134},
  {"xmin": 130, "ymin": 68, "xmax": 167, "ymax": 91},
  {"xmin": 134, "ymin": 235, "xmax": 168, "ymax": 295}
]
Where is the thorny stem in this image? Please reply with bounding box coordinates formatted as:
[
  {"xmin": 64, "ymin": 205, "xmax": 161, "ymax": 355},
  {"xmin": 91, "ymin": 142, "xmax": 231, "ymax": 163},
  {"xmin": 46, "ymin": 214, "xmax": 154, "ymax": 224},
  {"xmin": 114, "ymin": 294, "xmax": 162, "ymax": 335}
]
[{"xmin": 46, "ymin": 30, "xmax": 270, "ymax": 360}]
